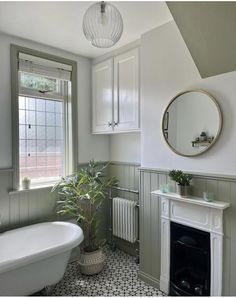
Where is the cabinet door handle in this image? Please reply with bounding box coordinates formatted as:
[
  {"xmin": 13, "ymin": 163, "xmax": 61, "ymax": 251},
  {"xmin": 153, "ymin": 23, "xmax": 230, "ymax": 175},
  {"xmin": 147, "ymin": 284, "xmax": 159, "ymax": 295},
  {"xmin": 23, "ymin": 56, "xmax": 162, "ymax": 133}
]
[
  {"xmin": 108, "ymin": 121, "xmax": 112, "ymax": 127},
  {"xmin": 114, "ymin": 121, "xmax": 118, "ymax": 126}
]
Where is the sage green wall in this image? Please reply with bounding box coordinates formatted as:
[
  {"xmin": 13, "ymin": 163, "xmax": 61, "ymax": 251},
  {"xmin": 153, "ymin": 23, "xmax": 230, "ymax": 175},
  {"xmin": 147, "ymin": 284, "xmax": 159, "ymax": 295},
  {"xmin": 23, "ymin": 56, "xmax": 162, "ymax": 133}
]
[
  {"xmin": 0, "ymin": 169, "xmax": 58, "ymax": 232},
  {"xmin": 167, "ymin": 2, "xmax": 236, "ymax": 78},
  {"xmin": 139, "ymin": 167, "xmax": 235, "ymax": 296}
]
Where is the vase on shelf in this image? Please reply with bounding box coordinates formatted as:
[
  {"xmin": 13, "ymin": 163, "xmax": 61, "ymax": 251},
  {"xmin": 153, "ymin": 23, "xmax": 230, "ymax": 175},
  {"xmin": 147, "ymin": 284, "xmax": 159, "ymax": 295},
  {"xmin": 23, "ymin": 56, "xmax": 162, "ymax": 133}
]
[{"xmin": 177, "ymin": 185, "xmax": 191, "ymax": 198}]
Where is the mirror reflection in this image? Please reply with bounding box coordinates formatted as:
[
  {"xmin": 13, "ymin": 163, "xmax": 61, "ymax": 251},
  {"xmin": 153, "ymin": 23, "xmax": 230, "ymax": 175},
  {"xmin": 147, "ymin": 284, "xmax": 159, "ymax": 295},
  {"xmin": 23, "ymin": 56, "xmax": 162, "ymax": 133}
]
[{"xmin": 162, "ymin": 90, "xmax": 222, "ymax": 156}]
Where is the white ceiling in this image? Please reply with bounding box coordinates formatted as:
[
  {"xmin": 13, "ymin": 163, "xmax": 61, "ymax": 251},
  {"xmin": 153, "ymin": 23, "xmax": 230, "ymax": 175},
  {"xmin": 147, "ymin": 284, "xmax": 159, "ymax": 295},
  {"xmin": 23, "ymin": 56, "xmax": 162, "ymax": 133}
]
[{"xmin": 0, "ymin": 1, "xmax": 172, "ymax": 58}]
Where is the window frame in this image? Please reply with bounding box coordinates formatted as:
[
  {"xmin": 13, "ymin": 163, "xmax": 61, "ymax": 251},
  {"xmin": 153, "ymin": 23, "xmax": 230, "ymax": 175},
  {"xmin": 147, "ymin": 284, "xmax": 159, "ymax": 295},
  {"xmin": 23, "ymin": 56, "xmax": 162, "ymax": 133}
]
[{"xmin": 11, "ymin": 44, "xmax": 78, "ymax": 190}]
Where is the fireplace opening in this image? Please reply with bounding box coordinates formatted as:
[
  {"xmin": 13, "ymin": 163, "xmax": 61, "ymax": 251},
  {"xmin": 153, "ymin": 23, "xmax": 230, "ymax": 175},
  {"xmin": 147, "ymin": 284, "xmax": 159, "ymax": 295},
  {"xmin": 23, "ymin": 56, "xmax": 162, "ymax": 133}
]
[{"xmin": 170, "ymin": 222, "xmax": 211, "ymax": 296}]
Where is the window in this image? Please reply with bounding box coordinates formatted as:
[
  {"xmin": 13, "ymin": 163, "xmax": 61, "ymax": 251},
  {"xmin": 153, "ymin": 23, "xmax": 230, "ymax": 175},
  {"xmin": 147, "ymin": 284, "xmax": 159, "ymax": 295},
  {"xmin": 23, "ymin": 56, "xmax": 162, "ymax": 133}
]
[
  {"xmin": 11, "ymin": 45, "xmax": 77, "ymax": 189},
  {"xmin": 18, "ymin": 94, "xmax": 64, "ymax": 184}
]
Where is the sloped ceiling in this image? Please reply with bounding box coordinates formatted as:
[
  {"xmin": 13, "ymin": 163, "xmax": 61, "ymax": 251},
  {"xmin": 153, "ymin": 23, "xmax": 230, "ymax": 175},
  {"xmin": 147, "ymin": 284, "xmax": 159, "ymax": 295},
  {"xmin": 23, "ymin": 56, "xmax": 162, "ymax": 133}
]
[{"xmin": 167, "ymin": 2, "xmax": 236, "ymax": 78}]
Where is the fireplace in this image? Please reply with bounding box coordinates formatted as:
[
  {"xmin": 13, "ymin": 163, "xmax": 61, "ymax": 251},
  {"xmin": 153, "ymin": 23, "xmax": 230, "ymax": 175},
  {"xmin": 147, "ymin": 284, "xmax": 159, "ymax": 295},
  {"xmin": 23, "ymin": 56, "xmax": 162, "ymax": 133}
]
[
  {"xmin": 170, "ymin": 222, "xmax": 210, "ymax": 296},
  {"xmin": 151, "ymin": 190, "xmax": 230, "ymax": 296}
]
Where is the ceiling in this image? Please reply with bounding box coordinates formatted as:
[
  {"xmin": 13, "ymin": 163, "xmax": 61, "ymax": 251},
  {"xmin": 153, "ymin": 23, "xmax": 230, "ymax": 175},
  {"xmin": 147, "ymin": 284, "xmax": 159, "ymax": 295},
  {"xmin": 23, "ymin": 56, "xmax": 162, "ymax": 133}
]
[
  {"xmin": 167, "ymin": 2, "xmax": 236, "ymax": 78},
  {"xmin": 0, "ymin": 1, "xmax": 172, "ymax": 58}
]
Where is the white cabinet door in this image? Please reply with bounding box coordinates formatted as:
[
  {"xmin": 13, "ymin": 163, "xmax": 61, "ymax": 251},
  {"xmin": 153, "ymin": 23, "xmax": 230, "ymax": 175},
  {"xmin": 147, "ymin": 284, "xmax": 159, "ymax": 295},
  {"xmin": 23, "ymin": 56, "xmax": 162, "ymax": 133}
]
[
  {"xmin": 114, "ymin": 48, "xmax": 139, "ymax": 132},
  {"xmin": 92, "ymin": 59, "xmax": 113, "ymax": 133}
]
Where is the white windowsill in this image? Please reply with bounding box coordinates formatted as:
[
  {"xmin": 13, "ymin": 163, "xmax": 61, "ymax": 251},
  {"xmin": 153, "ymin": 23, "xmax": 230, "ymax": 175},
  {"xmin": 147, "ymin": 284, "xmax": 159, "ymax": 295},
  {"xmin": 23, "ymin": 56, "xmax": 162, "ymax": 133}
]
[{"xmin": 9, "ymin": 182, "xmax": 58, "ymax": 195}]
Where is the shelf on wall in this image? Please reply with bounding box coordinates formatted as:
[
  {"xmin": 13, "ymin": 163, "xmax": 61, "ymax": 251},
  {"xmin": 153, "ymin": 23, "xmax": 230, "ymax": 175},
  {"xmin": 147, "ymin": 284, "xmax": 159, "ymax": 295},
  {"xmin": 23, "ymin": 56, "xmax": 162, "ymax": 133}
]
[{"xmin": 191, "ymin": 138, "xmax": 214, "ymax": 147}]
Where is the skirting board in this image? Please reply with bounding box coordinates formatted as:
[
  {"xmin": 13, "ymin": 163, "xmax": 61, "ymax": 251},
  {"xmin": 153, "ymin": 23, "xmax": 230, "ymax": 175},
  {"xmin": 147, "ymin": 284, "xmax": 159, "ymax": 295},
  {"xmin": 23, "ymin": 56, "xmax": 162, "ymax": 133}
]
[{"xmin": 138, "ymin": 270, "xmax": 160, "ymax": 289}]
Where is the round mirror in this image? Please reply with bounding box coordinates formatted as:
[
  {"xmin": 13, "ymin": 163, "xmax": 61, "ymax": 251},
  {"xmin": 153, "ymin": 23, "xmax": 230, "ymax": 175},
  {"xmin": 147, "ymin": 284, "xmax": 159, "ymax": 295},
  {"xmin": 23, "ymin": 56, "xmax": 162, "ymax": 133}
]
[{"xmin": 162, "ymin": 90, "xmax": 222, "ymax": 157}]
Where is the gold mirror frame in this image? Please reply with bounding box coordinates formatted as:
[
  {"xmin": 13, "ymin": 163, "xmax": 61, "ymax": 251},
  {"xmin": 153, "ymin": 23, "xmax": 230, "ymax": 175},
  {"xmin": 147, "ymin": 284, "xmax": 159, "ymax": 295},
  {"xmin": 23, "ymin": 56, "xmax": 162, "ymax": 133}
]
[{"xmin": 162, "ymin": 89, "xmax": 223, "ymax": 157}]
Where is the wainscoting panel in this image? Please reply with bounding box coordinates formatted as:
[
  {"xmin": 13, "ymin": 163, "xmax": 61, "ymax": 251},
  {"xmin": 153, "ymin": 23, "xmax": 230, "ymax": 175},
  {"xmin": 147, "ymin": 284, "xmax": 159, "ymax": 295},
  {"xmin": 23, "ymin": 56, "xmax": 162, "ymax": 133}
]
[
  {"xmin": 0, "ymin": 170, "xmax": 12, "ymax": 228},
  {"xmin": 139, "ymin": 167, "xmax": 236, "ymax": 296},
  {"xmin": 0, "ymin": 169, "xmax": 58, "ymax": 232},
  {"xmin": 109, "ymin": 162, "xmax": 140, "ymax": 201}
]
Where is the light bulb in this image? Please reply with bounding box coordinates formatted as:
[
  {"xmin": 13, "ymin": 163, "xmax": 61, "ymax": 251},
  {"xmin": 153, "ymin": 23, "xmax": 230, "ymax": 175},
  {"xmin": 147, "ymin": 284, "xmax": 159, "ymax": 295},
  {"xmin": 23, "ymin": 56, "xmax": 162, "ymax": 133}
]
[
  {"xmin": 98, "ymin": 12, "xmax": 108, "ymax": 26},
  {"xmin": 98, "ymin": 2, "xmax": 108, "ymax": 26}
]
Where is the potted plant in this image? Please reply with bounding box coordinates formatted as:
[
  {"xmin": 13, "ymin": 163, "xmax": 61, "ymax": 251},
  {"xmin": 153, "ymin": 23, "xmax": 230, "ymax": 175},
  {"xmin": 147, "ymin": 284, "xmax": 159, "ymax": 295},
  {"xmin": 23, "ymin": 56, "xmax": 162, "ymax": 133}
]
[
  {"xmin": 22, "ymin": 176, "xmax": 31, "ymax": 189},
  {"xmin": 52, "ymin": 160, "xmax": 118, "ymax": 275},
  {"xmin": 169, "ymin": 169, "xmax": 193, "ymax": 197}
]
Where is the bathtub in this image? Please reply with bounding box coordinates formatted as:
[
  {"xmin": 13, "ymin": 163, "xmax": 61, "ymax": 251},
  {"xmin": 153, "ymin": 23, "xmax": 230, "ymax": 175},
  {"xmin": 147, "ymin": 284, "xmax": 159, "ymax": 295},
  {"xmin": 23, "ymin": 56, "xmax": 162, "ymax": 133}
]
[{"xmin": 0, "ymin": 221, "xmax": 84, "ymax": 296}]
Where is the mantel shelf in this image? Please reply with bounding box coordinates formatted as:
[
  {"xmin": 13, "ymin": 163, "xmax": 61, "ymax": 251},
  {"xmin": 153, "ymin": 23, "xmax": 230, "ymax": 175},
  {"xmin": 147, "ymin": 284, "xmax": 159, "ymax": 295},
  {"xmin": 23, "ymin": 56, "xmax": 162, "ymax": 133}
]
[{"xmin": 151, "ymin": 190, "xmax": 230, "ymax": 210}]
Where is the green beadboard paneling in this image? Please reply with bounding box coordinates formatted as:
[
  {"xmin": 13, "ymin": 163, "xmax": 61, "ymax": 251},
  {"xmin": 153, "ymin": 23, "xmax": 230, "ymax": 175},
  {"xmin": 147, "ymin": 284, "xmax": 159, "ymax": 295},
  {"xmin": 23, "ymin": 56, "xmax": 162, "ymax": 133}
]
[
  {"xmin": 139, "ymin": 167, "xmax": 236, "ymax": 296},
  {"xmin": 0, "ymin": 170, "xmax": 58, "ymax": 232},
  {"xmin": 1, "ymin": 162, "xmax": 236, "ymax": 295}
]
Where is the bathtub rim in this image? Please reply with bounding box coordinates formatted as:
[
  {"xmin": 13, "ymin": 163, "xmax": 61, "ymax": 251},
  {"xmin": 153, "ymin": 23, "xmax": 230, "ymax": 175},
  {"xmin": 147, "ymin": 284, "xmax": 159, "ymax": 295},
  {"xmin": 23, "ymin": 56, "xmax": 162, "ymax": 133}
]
[{"xmin": 0, "ymin": 221, "xmax": 83, "ymax": 274}]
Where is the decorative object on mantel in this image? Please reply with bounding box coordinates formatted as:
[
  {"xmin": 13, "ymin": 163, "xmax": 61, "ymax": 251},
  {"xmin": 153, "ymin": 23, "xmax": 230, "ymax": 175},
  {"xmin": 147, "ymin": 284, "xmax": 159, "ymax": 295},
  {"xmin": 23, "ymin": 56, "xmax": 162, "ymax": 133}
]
[
  {"xmin": 203, "ymin": 191, "xmax": 215, "ymax": 202},
  {"xmin": 192, "ymin": 132, "xmax": 214, "ymax": 147},
  {"xmin": 169, "ymin": 170, "xmax": 192, "ymax": 198},
  {"xmin": 21, "ymin": 176, "xmax": 31, "ymax": 190},
  {"xmin": 82, "ymin": 1, "xmax": 123, "ymax": 48},
  {"xmin": 160, "ymin": 184, "xmax": 170, "ymax": 193}
]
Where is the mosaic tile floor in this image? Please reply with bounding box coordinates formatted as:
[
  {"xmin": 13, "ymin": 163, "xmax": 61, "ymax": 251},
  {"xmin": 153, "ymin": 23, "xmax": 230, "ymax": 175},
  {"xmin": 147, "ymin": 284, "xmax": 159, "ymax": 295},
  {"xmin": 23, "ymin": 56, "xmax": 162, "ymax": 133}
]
[{"xmin": 50, "ymin": 246, "xmax": 165, "ymax": 296}]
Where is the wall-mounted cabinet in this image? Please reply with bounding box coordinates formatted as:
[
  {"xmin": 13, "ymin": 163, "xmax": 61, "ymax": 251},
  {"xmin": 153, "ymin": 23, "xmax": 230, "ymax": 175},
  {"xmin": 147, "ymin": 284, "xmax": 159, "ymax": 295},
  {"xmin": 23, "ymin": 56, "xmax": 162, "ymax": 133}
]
[{"xmin": 92, "ymin": 48, "xmax": 140, "ymax": 134}]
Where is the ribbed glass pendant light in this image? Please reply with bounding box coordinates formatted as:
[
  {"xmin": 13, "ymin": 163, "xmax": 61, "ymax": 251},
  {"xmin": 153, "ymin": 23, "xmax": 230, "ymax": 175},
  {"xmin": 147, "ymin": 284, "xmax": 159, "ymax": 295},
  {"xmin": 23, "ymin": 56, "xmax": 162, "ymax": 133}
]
[{"xmin": 83, "ymin": 1, "xmax": 123, "ymax": 48}]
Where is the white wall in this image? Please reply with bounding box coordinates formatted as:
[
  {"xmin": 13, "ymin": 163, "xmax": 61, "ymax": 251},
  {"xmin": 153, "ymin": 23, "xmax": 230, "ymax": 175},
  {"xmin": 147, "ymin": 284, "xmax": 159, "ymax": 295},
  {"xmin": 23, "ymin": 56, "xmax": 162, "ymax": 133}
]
[
  {"xmin": 0, "ymin": 33, "xmax": 109, "ymax": 168},
  {"xmin": 141, "ymin": 21, "xmax": 236, "ymax": 175},
  {"xmin": 109, "ymin": 133, "xmax": 140, "ymax": 164}
]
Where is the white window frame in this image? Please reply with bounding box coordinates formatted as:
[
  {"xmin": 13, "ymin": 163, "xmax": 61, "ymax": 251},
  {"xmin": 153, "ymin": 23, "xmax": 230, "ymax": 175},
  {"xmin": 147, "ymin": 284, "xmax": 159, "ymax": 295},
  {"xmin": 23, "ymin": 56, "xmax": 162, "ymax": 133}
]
[{"xmin": 11, "ymin": 44, "xmax": 78, "ymax": 190}]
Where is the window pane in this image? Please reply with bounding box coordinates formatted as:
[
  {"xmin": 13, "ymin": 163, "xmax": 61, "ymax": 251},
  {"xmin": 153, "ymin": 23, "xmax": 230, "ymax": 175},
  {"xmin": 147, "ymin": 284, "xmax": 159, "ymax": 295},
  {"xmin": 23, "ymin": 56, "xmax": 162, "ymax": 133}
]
[
  {"xmin": 55, "ymin": 101, "xmax": 62, "ymax": 113},
  {"xmin": 37, "ymin": 126, "xmax": 46, "ymax": 140},
  {"xmin": 47, "ymin": 140, "xmax": 56, "ymax": 152},
  {"xmin": 26, "ymin": 110, "xmax": 36, "ymax": 125},
  {"xmin": 27, "ymin": 140, "xmax": 36, "ymax": 153},
  {"xmin": 56, "ymin": 113, "xmax": 63, "ymax": 126},
  {"xmin": 56, "ymin": 126, "xmax": 63, "ymax": 140},
  {"xmin": 26, "ymin": 97, "xmax": 36, "ymax": 110},
  {"xmin": 19, "ymin": 96, "xmax": 25, "ymax": 109},
  {"xmin": 37, "ymin": 140, "xmax": 46, "ymax": 152},
  {"xmin": 36, "ymin": 111, "xmax": 46, "ymax": 125},
  {"xmin": 56, "ymin": 140, "xmax": 63, "ymax": 153},
  {"xmin": 19, "ymin": 110, "xmax": 26, "ymax": 124},
  {"xmin": 27, "ymin": 155, "xmax": 37, "ymax": 167},
  {"xmin": 20, "ymin": 140, "xmax": 26, "ymax": 153},
  {"xmin": 46, "ymin": 112, "xmax": 55, "ymax": 126},
  {"xmin": 36, "ymin": 99, "xmax": 46, "ymax": 111},
  {"xmin": 47, "ymin": 127, "xmax": 56, "ymax": 140},
  {"xmin": 19, "ymin": 95, "xmax": 64, "ymax": 183},
  {"xmin": 19, "ymin": 125, "xmax": 26, "ymax": 139},
  {"xmin": 27, "ymin": 125, "xmax": 36, "ymax": 140},
  {"xmin": 46, "ymin": 101, "xmax": 55, "ymax": 112}
]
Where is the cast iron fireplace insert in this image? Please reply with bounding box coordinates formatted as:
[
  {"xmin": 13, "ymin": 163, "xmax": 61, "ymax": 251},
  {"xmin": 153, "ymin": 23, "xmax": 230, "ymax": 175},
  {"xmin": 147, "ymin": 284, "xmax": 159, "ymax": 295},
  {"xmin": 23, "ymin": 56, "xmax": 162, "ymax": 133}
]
[{"xmin": 170, "ymin": 222, "xmax": 211, "ymax": 296}]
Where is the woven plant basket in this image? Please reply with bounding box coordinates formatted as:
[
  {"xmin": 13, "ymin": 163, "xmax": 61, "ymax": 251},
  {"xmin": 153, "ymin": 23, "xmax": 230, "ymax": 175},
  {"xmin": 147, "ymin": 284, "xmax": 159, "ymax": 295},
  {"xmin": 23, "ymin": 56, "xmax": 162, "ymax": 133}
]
[{"xmin": 78, "ymin": 249, "xmax": 105, "ymax": 275}]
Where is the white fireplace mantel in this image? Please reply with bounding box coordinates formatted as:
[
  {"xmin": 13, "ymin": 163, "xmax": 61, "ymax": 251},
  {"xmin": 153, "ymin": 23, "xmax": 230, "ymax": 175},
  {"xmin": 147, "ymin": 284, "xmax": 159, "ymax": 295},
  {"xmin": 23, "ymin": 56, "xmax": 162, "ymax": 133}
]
[{"xmin": 151, "ymin": 190, "xmax": 230, "ymax": 296}]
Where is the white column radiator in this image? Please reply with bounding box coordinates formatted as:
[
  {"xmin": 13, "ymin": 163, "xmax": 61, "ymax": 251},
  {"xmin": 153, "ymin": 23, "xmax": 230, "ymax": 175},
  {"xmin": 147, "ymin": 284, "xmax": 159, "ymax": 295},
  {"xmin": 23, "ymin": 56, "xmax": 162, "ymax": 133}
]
[{"xmin": 112, "ymin": 197, "xmax": 138, "ymax": 243}]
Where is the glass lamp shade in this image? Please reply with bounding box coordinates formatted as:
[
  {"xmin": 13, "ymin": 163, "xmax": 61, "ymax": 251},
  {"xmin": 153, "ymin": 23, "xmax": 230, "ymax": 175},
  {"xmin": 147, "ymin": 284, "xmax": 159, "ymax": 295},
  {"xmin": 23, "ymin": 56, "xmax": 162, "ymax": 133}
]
[{"xmin": 83, "ymin": 1, "xmax": 123, "ymax": 48}]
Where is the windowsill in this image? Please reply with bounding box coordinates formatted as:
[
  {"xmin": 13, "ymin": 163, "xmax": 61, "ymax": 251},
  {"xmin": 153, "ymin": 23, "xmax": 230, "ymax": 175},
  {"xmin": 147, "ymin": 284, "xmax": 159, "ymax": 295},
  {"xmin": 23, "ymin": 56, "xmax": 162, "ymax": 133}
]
[{"xmin": 9, "ymin": 182, "xmax": 56, "ymax": 195}]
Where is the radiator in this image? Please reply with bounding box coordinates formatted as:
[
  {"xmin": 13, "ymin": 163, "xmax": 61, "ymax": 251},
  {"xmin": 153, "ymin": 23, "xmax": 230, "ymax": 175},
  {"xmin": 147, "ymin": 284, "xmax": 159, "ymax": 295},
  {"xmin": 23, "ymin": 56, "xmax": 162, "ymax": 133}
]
[{"xmin": 112, "ymin": 197, "xmax": 138, "ymax": 243}]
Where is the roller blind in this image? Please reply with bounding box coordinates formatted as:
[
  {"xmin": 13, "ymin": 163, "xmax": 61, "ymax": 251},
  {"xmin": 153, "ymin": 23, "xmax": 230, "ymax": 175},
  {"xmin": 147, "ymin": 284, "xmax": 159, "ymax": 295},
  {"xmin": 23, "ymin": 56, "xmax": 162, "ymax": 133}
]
[{"xmin": 18, "ymin": 53, "xmax": 72, "ymax": 81}]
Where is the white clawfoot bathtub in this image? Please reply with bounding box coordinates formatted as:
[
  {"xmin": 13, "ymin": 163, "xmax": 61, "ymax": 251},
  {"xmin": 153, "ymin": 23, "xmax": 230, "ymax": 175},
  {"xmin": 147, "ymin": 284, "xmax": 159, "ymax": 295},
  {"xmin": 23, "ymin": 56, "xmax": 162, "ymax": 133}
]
[{"xmin": 0, "ymin": 221, "xmax": 84, "ymax": 296}]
